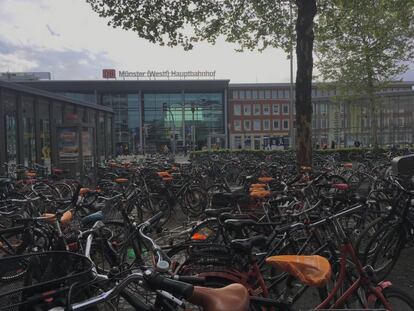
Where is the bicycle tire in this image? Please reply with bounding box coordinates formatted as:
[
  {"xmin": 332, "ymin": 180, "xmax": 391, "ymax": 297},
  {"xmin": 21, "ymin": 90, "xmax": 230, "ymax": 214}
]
[
  {"xmin": 374, "ymin": 285, "xmax": 414, "ymax": 310},
  {"xmin": 362, "ymin": 222, "xmax": 406, "ymax": 280}
]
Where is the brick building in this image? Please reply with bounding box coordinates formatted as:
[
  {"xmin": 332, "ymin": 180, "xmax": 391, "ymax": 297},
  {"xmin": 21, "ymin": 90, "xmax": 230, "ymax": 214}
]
[{"xmin": 229, "ymin": 83, "xmax": 294, "ymax": 150}]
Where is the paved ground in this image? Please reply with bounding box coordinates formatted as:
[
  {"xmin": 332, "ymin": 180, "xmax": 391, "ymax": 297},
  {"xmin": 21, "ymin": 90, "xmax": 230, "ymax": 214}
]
[{"xmin": 388, "ymin": 247, "xmax": 414, "ymax": 296}]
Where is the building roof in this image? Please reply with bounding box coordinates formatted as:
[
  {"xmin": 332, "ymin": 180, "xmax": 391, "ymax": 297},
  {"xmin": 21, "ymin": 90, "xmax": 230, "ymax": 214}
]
[
  {"xmin": 17, "ymin": 79, "xmax": 230, "ymax": 93},
  {"xmin": 228, "ymin": 81, "xmax": 414, "ymax": 89},
  {"xmin": 0, "ymin": 80, "xmax": 113, "ymax": 112}
]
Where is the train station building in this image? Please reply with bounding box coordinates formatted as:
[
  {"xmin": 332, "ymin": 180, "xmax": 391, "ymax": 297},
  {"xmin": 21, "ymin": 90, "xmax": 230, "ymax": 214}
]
[{"xmin": 0, "ymin": 80, "xmax": 113, "ymax": 176}]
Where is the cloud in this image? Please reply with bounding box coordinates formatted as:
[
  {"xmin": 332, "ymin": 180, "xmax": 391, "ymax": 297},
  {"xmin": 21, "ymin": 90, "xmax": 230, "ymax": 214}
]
[
  {"xmin": 0, "ymin": 40, "xmax": 115, "ymax": 79},
  {"xmin": 0, "ymin": 0, "xmax": 295, "ymax": 82}
]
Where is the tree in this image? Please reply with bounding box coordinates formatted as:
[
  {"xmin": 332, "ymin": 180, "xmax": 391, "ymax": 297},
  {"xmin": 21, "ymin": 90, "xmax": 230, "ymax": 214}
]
[
  {"xmin": 86, "ymin": 0, "xmax": 318, "ymax": 168},
  {"xmin": 315, "ymin": 0, "xmax": 414, "ymax": 148}
]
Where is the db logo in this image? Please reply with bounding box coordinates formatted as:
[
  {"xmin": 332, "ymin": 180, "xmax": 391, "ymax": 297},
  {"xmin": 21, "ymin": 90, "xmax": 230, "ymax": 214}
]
[{"xmin": 103, "ymin": 69, "xmax": 116, "ymax": 79}]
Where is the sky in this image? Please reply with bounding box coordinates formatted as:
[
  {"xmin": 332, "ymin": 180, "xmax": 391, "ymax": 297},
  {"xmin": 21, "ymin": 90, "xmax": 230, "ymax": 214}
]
[{"xmin": 0, "ymin": 0, "xmax": 413, "ymax": 83}]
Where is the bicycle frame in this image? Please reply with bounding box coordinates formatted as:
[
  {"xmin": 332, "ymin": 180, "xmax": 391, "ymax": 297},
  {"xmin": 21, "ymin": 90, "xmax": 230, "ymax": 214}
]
[{"xmin": 316, "ymin": 240, "xmax": 392, "ymax": 309}]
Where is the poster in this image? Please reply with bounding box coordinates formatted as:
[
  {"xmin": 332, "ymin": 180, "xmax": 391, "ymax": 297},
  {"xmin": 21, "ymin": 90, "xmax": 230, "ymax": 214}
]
[
  {"xmin": 58, "ymin": 127, "xmax": 79, "ymax": 160},
  {"xmin": 82, "ymin": 129, "xmax": 93, "ymax": 157}
]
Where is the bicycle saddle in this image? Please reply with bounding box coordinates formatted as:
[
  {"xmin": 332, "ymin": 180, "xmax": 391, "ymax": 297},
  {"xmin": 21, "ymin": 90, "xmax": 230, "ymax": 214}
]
[
  {"xmin": 228, "ymin": 186, "xmax": 245, "ymax": 194},
  {"xmin": 265, "ymin": 255, "xmax": 331, "ymax": 287},
  {"xmin": 224, "ymin": 218, "xmax": 258, "ymax": 230},
  {"xmin": 217, "ymin": 192, "xmax": 250, "ymax": 203},
  {"xmin": 0, "ymin": 177, "xmax": 12, "ymax": 185},
  {"xmin": 230, "ymin": 235, "xmax": 267, "ymax": 253},
  {"xmin": 188, "ymin": 283, "xmax": 249, "ymax": 311},
  {"xmin": 218, "ymin": 212, "xmax": 253, "ymax": 223},
  {"xmin": 204, "ymin": 207, "xmax": 234, "ymax": 217}
]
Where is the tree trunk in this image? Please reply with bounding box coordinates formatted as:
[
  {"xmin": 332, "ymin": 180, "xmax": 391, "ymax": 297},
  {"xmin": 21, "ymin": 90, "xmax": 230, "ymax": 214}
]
[{"xmin": 295, "ymin": 0, "xmax": 317, "ymax": 169}]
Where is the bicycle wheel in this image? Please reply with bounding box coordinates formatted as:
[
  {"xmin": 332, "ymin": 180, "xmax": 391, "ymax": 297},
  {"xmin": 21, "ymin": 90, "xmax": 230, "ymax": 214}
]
[
  {"xmin": 374, "ymin": 286, "xmax": 414, "ymax": 310},
  {"xmin": 362, "ymin": 222, "xmax": 406, "ymax": 280}
]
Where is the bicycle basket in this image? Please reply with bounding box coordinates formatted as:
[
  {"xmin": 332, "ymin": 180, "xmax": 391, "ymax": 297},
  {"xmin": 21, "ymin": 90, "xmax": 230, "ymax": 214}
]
[{"xmin": 0, "ymin": 251, "xmax": 95, "ymax": 311}]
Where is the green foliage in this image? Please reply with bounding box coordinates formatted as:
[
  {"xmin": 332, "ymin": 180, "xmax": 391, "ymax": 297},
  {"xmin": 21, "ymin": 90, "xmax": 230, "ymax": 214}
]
[
  {"xmin": 315, "ymin": 0, "xmax": 414, "ymax": 148},
  {"xmin": 85, "ymin": 0, "xmax": 295, "ymax": 52}
]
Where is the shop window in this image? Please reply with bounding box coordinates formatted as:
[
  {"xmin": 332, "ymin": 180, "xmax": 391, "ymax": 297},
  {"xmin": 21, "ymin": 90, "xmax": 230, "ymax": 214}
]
[{"xmin": 234, "ymin": 136, "xmax": 242, "ymax": 149}]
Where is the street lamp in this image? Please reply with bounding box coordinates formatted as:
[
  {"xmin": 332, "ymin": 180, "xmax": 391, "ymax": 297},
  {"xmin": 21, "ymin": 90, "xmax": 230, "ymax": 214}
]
[{"xmin": 163, "ymin": 103, "xmax": 176, "ymax": 156}]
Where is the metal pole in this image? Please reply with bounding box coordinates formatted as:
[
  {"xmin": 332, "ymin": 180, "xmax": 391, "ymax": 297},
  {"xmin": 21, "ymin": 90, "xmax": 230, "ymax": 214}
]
[
  {"xmin": 192, "ymin": 103, "xmax": 195, "ymax": 151},
  {"xmin": 169, "ymin": 108, "xmax": 176, "ymax": 156}
]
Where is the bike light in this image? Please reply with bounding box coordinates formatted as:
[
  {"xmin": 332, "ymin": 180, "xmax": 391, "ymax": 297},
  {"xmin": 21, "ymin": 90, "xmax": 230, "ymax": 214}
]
[{"xmin": 191, "ymin": 232, "xmax": 208, "ymax": 240}]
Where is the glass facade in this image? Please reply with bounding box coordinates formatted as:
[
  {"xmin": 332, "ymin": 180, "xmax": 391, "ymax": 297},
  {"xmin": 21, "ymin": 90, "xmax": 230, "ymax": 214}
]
[
  {"xmin": 3, "ymin": 91, "xmax": 17, "ymax": 165},
  {"xmin": 143, "ymin": 92, "xmax": 224, "ymax": 151},
  {"xmin": 22, "ymin": 95, "xmax": 36, "ymax": 166},
  {"xmin": 102, "ymin": 94, "xmax": 140, "ymax": 155},
  {"xmin": 0, "ymin": 83, "xmax": 113, "ymax": 177},
  {"xmin": 39, "ymin": 99, "xmax": 51, "ymax": 169}
]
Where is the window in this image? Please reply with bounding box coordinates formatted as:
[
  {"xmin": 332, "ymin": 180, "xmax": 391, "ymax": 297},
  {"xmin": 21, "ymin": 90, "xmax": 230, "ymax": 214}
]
[
  {"xmin": 280, "ymin": 89, "xmax": 286, "ymax": 98},
  {"xmin": 234, "ymin": 120, "xmax": 241, "ymax": 131},
  {"xmin": 258, "ymin": 90, "xmax": 265, "ymax": 99},
  {"xmin": 232, "ymin": 91, "xmax": 239, "ymax": 99},
  {"xmin": 244, "ymin": 135, "xmax": 252, "ymax": 149},
  {"xmin": 244, "ymin": 120, "xmax": 251, "ymax": 131},
  {"xmin": 252, "ymin": 90, "xmax": 258, "ymax": 99},
  {"xmin": 320, "ymin": 103, "xmax": 327, "ymax": 114},
  {"xmin": 234, "ymin": 136, "xmax": 242, "ymax": 149},
  {"xmin": 273, "ymin": 120, "xmax": 280, "ymax": 130},
  {"xmin": 265, "ymin": 90, "xmax": 271, "ymax": 99},
  {"xmin": 263, "ymin": 120, "xmax": 270, "ymax": 130},
  {"xmin": 253, "ymin": 120, "xmax": 261, "ymax": 131},
  {"xmin": 271, "ymin": 90, "xmax": 278, "ymax": 99},
  {"xmin": 272, "ymin": 104, "xmax": 280, "ymax": 115},
  {"xmin": 263, "ymin": 104, "xmax": 270, "ymax": 115},
  {"xmin": 321, "ymin": 118, "xmax": 327, "ymax": 129},
  {"xmin": 243, "ymin": 104, "xmax": 251, "ymax": 115},
  {"xmin": 282, "ymin": 104, "xmax": 289, "ymax": 115},
  {"xmin": 245, "ymin": 90, "xmax": 252, "ymax": 99},
  {"xmin": 239, "ymin": 90, "xmax": 245, "ymax": 99},
  {"xmin": 234, "ymin": 104, "xmax": 241, "ymax": 116},
  {"xmin": 254, "ymin": 104, "xmax": 261, "ymax": 115},
  {"xmin": 283, "ymin": 120, "xmax": 289, "ymax": 130}
]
